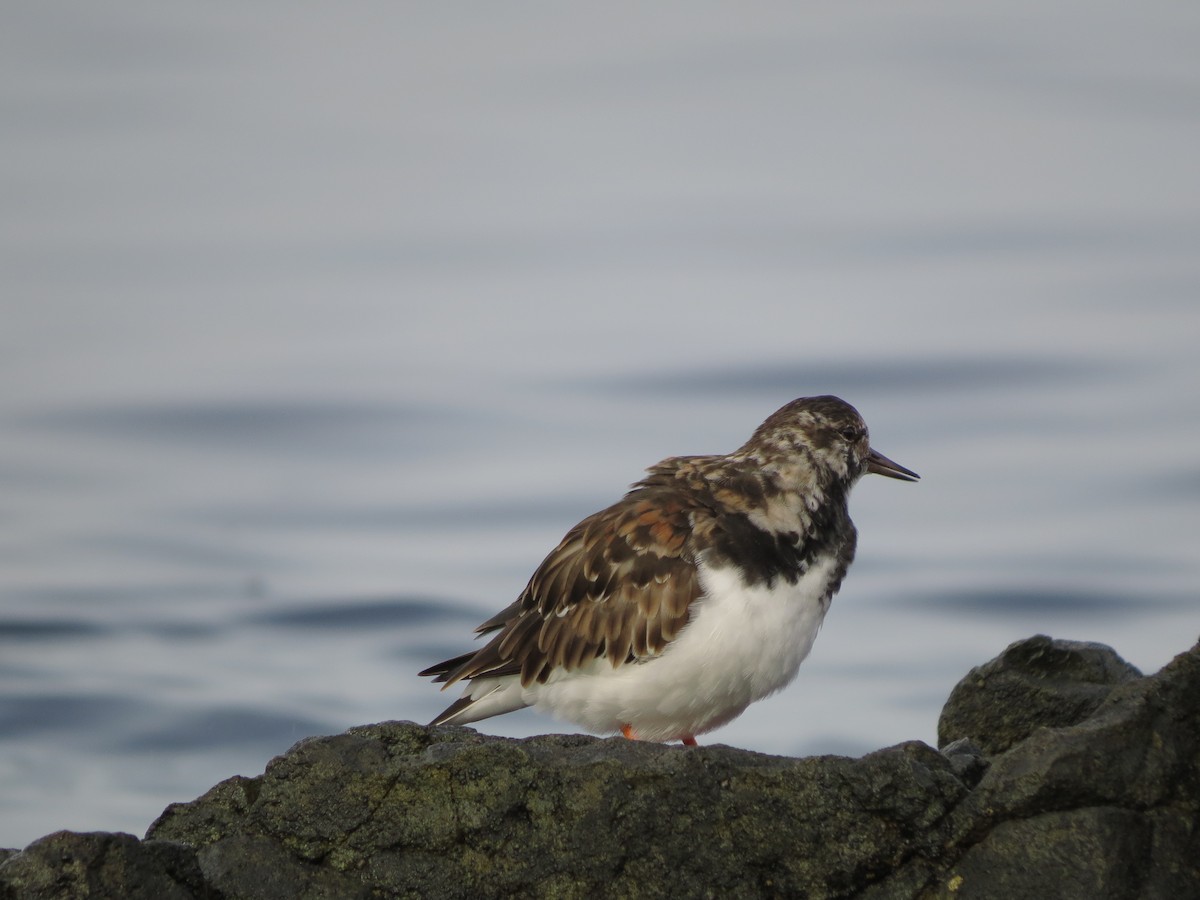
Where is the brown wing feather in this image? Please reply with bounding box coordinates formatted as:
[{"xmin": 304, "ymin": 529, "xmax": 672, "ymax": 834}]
[{"xmin": 431, "ymin": 486, "xmax": 705, "ymax": 690}]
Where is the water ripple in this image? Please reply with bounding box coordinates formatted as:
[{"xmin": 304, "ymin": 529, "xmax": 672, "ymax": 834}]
[
  {"xmin": 118, "ymin": 708, "xmax": 332, "ymax": 752},
  {"xmin": 0, "ymin": 694, "xmax": 140, "ymax": 739},
  {"xmin": 577, "ymin": 357, "xmax": 1120, "ymax": 398},
  {"xmin": 0, "ymin": 619, "xmax": 109, "ymax": 642},
  {"xmin": 905, "ymin": 587, "xmax": 1189, "ymax": 618},
  {"xmin": 242, "ymin": 595, "xmax": 478, "ymax": 632},
  {"xmin": 13, "ymin": 401, "xmax": 489, "ymax": 460}
]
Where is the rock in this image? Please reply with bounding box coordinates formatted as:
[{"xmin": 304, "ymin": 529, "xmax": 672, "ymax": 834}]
[
  {"xmin": 937, "ymin": 634, "xmax": 1143, "ymax": 755},
  {"xmin": 151, "ymin": 730, "xmax": 967, "ymax": 899},
  {"xmin": 938, "ymin": 738, "xmax": 989, "ymax": 788},
  {"xmin": 1, "ymin": 636, "xmax": 1197, "ymax": 899},
  {"xmin": 0, "ymin": 831, "xmax": 207, "ymax": 900},
  {"xmin": 927, "ymin": 636, "xmax": 1200, "ymax": 899}
]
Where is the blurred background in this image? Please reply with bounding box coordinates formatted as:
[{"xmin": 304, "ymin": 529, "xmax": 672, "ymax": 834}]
[{"xmin": 2, "ymin": 1, "xmax": 1198, "ymax": 849}]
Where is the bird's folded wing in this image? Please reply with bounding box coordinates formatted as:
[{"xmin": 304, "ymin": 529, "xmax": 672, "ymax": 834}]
[{"xmin": 427, "ymin": 491, "xmax": 704, "ymax": 688}]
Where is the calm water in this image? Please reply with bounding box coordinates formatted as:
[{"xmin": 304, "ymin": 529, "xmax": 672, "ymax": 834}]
[{"xmin": 3, "ymin": 2, "xmax": 1199, "ymax": 849}]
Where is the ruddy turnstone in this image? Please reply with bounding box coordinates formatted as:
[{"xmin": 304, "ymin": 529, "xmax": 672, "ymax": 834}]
[{"xmin": 421, "ymin": 395, "xmax": 918, "ymax": 746}]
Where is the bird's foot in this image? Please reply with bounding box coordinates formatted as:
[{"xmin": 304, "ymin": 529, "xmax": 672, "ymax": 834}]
[{"xmin": 620, "ymin": 724, "xmax": 697, "ymax": 747}]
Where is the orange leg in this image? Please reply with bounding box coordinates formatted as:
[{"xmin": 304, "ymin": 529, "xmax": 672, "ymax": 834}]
[{"xmin": 622, "ymin": 724, "xmax": 696, "ymax": 747}]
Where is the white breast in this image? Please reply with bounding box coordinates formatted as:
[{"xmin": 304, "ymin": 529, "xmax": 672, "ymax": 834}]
[{"xmin": 525, "ymin": 552, "xmax": 839, "ymax": 742}]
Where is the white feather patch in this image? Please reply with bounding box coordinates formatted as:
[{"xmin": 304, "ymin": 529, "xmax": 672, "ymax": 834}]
[{"xmin": 521, "ymin": 552, "xmax": 839, "ymax": 741}]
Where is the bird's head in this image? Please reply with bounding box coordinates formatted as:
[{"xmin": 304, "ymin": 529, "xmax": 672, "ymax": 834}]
[{"xmin": 741, "ymin": 395, "xmax": 920, "ymax": 487}]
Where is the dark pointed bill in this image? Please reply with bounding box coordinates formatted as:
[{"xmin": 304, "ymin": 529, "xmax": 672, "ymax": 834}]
[{"xmin": 866, "ymin": 448, "xmax": 920, "ymax": 482}]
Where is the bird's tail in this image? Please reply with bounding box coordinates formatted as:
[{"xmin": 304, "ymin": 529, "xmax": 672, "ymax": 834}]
[{"xmin": 426, "ymin": 675, "xmax": 528, "ymax": 727}]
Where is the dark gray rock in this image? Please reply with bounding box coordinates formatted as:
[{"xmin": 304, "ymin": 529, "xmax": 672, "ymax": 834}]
[
  {"xmin": 939, "ymin": 807, "xmax": 1152, "ymax": 900},
  {"xmin": 923, "ymin": 635, "xmax": 1200, "ymax": 899},
  {"xmin": 939, "ymin": 738, "xmax": 989, "ymax": 788},
  {"xmin": 937, "ymin": 634, "xmax": 1143, "ymax": 755},
  {"xmin": 1, "ymin": 636, "xmax": 1197, "ymax": 899},
  {"xmin": 0, "ymin": 831, "xmax": 209, "ymax": 900},
  {"xmin": 150, "ymin": 730, "xmax": 967, "ymax": 899}
]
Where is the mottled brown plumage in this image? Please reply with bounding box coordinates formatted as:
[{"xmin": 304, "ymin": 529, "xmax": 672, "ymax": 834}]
[{"xmin": 423, "ymin": 489, "xmax": 703, "ymax": 689}]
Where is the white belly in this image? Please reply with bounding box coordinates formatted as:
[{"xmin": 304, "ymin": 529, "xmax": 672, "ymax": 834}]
[{"xmin": 525, "ymin": 552, "xmax": 839, "ymax": 741}]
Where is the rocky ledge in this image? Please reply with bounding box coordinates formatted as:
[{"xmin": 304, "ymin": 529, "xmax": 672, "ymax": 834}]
[{"xmin": 2, "ymin": 635, "xmax": 1197, "ymax": 899}]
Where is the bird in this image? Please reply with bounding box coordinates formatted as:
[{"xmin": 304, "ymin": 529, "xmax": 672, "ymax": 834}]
[{"xmin": 420, "ymin": 395, "xmax": 918, "ymax": 746}]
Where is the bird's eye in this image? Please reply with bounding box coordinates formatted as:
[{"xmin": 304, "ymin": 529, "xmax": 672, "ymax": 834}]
[{"xmin": 839, "ymin": 427, "xmax": 862, "ymax": 442}]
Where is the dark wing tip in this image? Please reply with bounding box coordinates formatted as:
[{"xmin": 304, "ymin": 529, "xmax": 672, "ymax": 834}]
[
  {"xmin": 419, "ymin": 651, "xmax": 476, "ymax": 684},
  {"xmin": 427, "ymin": 695, "xmax": 476, "ymax": 727}
]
